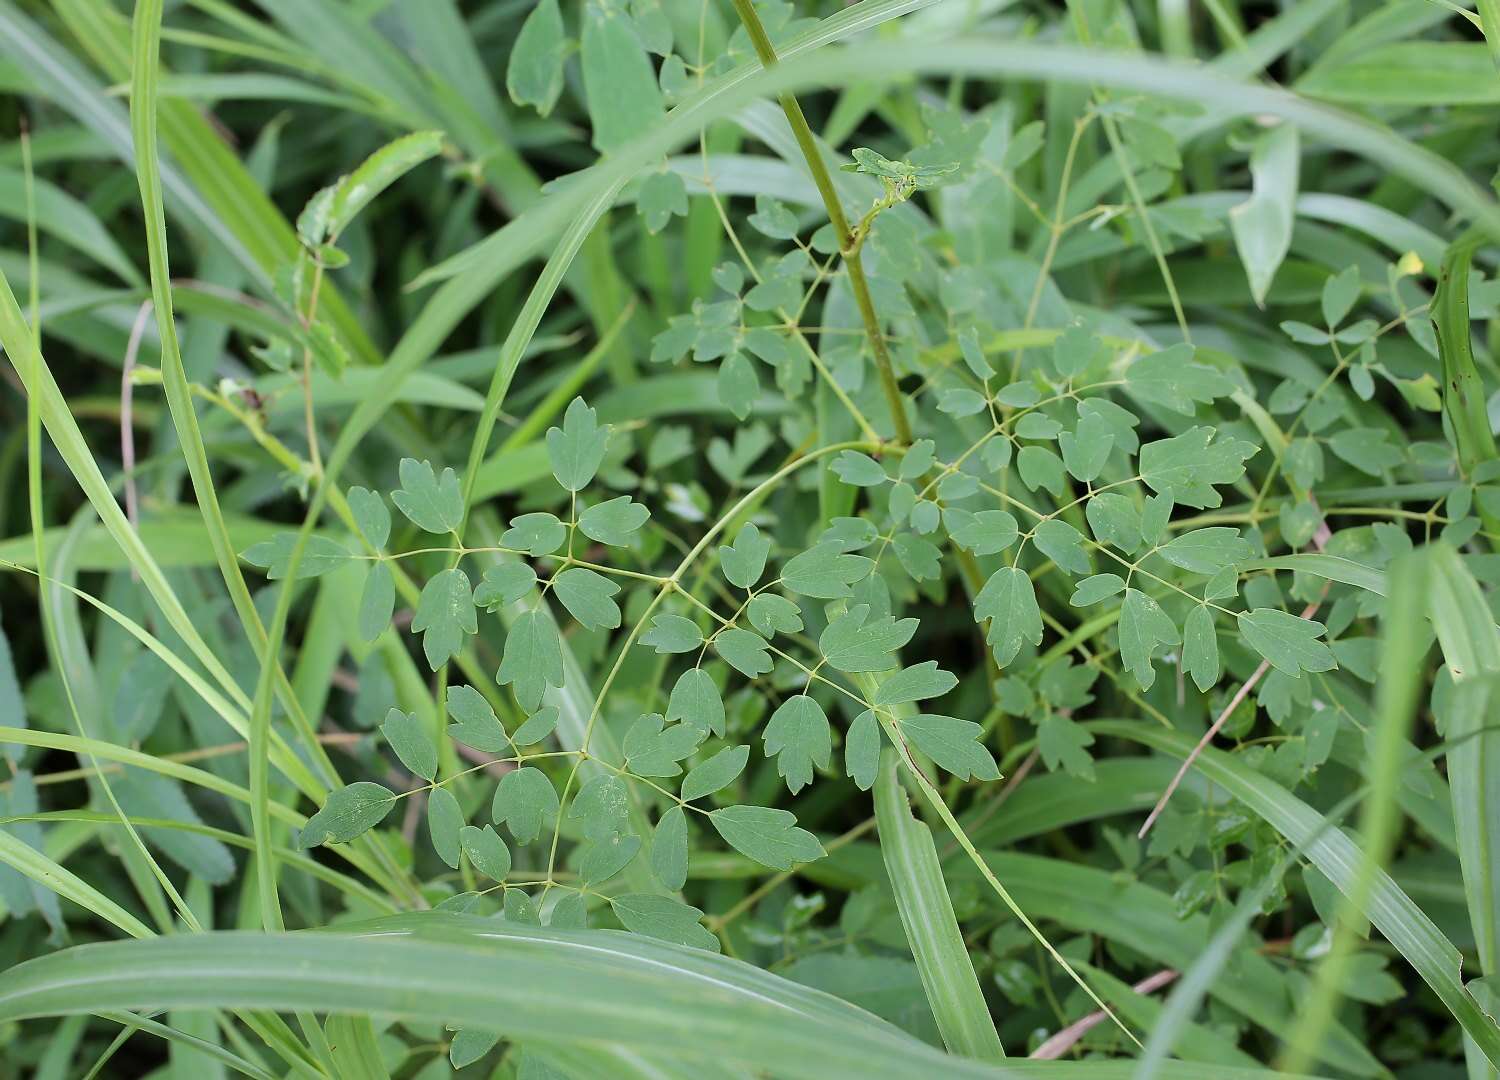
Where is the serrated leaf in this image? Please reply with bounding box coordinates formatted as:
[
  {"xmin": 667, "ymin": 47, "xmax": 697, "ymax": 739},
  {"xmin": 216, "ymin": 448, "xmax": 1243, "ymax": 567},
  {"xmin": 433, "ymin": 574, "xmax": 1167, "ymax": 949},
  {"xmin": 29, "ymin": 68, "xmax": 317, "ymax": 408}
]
[
  {"xmin": 900, "ymin": 714, "xmax": 999, "ymax": 781},
  {"xmin": 497, "ymin": 609, "xmax": 564, "ymax": 711},
  {"xmin": 474, "ymin": 563, "xmax": 538, "ymax": 611},
  {"xmin": 347, "ymin": 486, "xmax": 390, "ymax": 549},
  {"xmin": 1038, "ymin": 713, "xmax": 1095, "ymax": 780},
  {"xmin": 763, "ymin": 696, "xmax": 831, "ymax": 793},
  {"xmin": 975, "ymin": 566, "xmax": 1043, "ymax": 666},
  {"xmin": 818, "ymin": 605, "xmax": 918, "ymax": 672},
  {"xmin": 1182, "ymin": 605, "xmax": 1221, "ymax": 691},
  {"xmin": 411, "ymin": 568, "xmax": 477, "ymax": 670},
  {"xmin": 714, "ymin": 627, "xmax": 772, "ymax": 677},
  {"xmin": 299, "ymin": 783, "xmax": 395, "ymax": 848},
  {"xmin": 428, "ymin": 787, "xmax": 464, "ymax": 869},
  {"xmin": 874, "ymin": 661, "xmax": 956, "ymax": 707},
  {"xmin": 1139, "ymin": 427, "xmax": 1258, "ymax": 509},
  {"xmin": 393, "ymin": 458, "xmax": 463, "ymax": 534},
  {"xmin": 1238, "ymin": 608, "xmax": 1337, "ymax": 677},
  {"xmin": 547, "ymin": 398, "xmax": 610, "ymax": 492},
  {"xmin": 640, "ymin": 614, "xmax": 703, "ymax": 653},
  {"xmin": 460, "ymin": 825, "xmax": 512, "ymax": 882},
  {"xmin": 650, "ymin": 806, "xmax": 689, "ymax": 891},
  {"xmin": 578, "ymin": 496, "xmax": 650, "ymax": 546},
  {"xmin": 623, "ymin": 713, "xmax": 704, "ymax": 777},
  {"xmin": 667, "ymin": 668, "xmax": 724, "ymax": 738},
  {"xmin": 380, "ymin": 708, "xmax": 436, "ymax": 782},
  {"xmin": 720, "ymin": 523, "xmax": 770, "ymax": 590},
  {"xmin": 1125, "ymin": 345, "xmax": 1234, "ymax": 415},
  {"xmin": 610, "ymin": 893, "xmax": 718, "ymax": 951},
  {"xmin": 241, "ymin": 533, "xmax": 349, "ymax": 580},
  {"xmin": 492, "ymin": 767, "xmax": 558, "ymax": 845},
  {"xmin": 781, "ymin": 542, "xmax": 872, "ymax": 598},
  {"xmin": 1118, "ymin": 588, "xmax": 1180, "ymax": 691},
  {"xmin": 447, "ymin": 685, "xmax": 509, "ymax": 754},
  {"xmin": 551, "ymin": 567, "xmax": 622, "ymax": 631},
  {"xmin": 710, "ymin": 805, "xmax": 825, "ymax": 871},
  {"xmin": 507, "ymin": 0, "xmax": 567, "ymax": 115},
  {"xmin": 680, "ymin": 744, "xmax": 749, "ymax": 802}
]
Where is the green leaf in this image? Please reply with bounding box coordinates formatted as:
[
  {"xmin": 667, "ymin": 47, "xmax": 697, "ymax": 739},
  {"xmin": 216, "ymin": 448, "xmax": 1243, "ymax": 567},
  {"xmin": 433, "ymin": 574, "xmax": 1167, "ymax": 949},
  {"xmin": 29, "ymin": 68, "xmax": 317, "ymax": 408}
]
[
  {"xmin": 411, "ymin": 568, "xmax": 477, "ymax": 670},
  {"xmin": 1017, "ymin": 444, "xmax": 1066, "ymax": 498},
  {"xmin": 392, "ymin": 458, "xmax": 464, "ymax": 534},
  {"xmin": 1139, "ymin": 427, "xmax": 1258, "ymax": 509},
  {"xmin": 845, "ymin": 710, "xmax": 882, "ymax": 791},
  {"xmin": 1328, "ymin": 427, "xmax": 1403, "ymax": 475},
  {"xmin": 610, "ymin": 893, "xmax": 718, "ymax": 952},
  {"xmin": 447, "ymin": 685, "xmax": 509, "ymax": 754},
  {"xmin": 1033, "ymin": 519, "xmax": 1090, "ymax": 575},
  {"xmin": 650, "ymin": 806, "xmax": 688, "ymax": 891},
  {"xmin": 667, "ymin": 668, "xmax": 725, "ymax": 738},
  {"xmin": 640, "ymin": 614, "xmax": 703, "ymax": 654},
  {"xmin": 781, "ymin": 542, "xmax": 872, "ymax": 598},
  {"xmin": 747, "ymin": 593, "xmax": 803, "ymax": 637},
  {"xmin": 622, "ymin": 713, "xmax": 704, "ymax": 778},
  {"xmin": 1322, "ymin": 264, "xmax": 1361, "ymax": 327},
  {"xmin": 546, "ymin": 397, "xmax": 609, "ymax": 492},
  {"xmin": 899, "ymin": 714, "xmax": 999, "ymax": 782},
  {"xmin": 1119, "ymin": 588, "xmax": 1180, "ymax": 691},
  {"xmin": 1059, "ymin": 410, "xmax": 1115, "ymax": 482},
  {"xmin": 874, "ymin": 662, "xmax": 957, "ymax": 707},
  {"xmin": 380, "ymin": 708, "xmax": 436, "ymax": 782},
  {"xmin": 714, "ymin": 627, "xmax": 772, "ymax": 677},
  {"xmin": 709, "ymin": 805, "xmax": 824, "ymax": 871},
  {"xmin": 832, "ymin": 450, "xmax": 888, "ymax": 487},
  {"xmin": 449, "ymin": 1029, "xmax": 499, "ymax": 1070},
  {"xmin": 719, "ymin": 523, "xmax": 771, "ymax": 590},
  {"xmin": 358, "ymin": 562, "xmax": 395, "ymax": 642},
  {"xmin": 1071, "ymin": 573, "xmax": 1126, "ymax": 606},
  {"xmin": 1229, "ymin": 123, "xmax": 1299, "ymax": 306},
  {"xmin": 492, "ymin": 767, "xmax": 558, "ymax": 845},
  {"xmin": 326, "ymin": 131, "xmax": 443, "ymax": 241},
  {"xmin": 241, "ymin": 533, "xmax": 349, "ymax": 580},
  {"xmin": 551, "ymin": 567, "xmax": 622, "ymax": 631},
  {"xmin": 1125, "ymin": 345, "xmax": 1235, "ymax": 415},
  {"xmin": 474, "ymin": 563, "xmax": 538, "ymax": 611},
  {"xmin": 818, "ymin": 605, "xmax": 918, "ymax": 672},
  {"xmin": 717, "ymin": 352, "xmax": 758, "ymax": 420},
  {"xmin": 945, "ymin": 508, "xmax": 1019, "ymax": 556},
  {"xmin": 428, "ymin": 786, "xmax": 464, "ymax": 869},
  {"xmin": 578, "ymin": 496, "xmax": 650, "ymax": 546},
  {"xmin": 299, "ymin": 783, "xmax": 395, "ymax": 848},
  {"xmin": 507, "ymin": 0, "xmax": 567, "ymax": 115},
  {"xmin": 746, "ymin": 194, "xmax": 799, "ymax": 240},
  {"xmin": 1182, "ymin": 605, "xmax": 1222, "ymax": 691},
  {"xmin": 512, "ymin": 706, "xmax": 560, "ymax": 746},
  {"xmin": 975, "ymin": 566, "xmax": 1043, "ymax": 667},
  {"xmin": 1037, "ymin": 713, "xmax": 1095, "ymax": 780},
  {"xmin": 763, "ymin": 695, "xmax": 832, "ymax": 794},
  {"xmin": 1158, "ymin": 528, "xmax": 1253, "ymax": 574},
  {"xmin": 581, "ymin": 0, "xmax": 665, "ymax": 153},
  {"xmin": 1085, "ymin": 494, "xmax": 1142, "ymax": 554},
  {"xmin": 1237, "ymin": 608, "xmax": 1337, "ymax": 677},
  {"xmin": 637, "ymin": 169, "xmax": 687, "ymax": 234},
  {"xmin": 680, "ymin": 744, "xmax": 750, "ymax": 802},
  {"xmin": 501, "ymin": 512, "xmax": 567, "ymax": 556},
  {"xmin": 497, "ymin": 609, "xmax": 565, "ymax": 711},
  {"xmin": 347, "ymin": 486, "xmax": 391, "ymax": 549}
]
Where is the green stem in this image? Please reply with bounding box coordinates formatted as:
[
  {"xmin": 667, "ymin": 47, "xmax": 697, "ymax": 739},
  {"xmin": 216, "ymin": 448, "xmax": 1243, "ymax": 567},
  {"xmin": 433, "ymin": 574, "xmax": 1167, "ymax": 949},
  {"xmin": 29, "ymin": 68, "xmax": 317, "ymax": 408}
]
[{"xmin": 729, "ymin": 0, "xmax": 911, "ymax": 444}]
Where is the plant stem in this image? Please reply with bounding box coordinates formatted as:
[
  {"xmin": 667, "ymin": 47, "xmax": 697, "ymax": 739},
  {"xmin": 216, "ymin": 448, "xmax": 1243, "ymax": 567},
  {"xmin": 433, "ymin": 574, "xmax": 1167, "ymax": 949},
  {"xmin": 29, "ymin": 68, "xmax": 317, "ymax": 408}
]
[{"xmin": 729, "ymin": 0, "xmax": 911, "ymax": 444}]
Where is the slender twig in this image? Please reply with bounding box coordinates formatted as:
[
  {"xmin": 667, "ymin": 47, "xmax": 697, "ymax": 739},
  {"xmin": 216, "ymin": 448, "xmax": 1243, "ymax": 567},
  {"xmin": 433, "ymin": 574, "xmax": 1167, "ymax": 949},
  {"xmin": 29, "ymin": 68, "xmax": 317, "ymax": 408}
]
[
  {"xmin": 1030, "ymin": 968, "xmax": 1179, "ymax": 1059},
  {"xmin": 728, "ymin": 0, "xmax": 911, "ymax": 443}
]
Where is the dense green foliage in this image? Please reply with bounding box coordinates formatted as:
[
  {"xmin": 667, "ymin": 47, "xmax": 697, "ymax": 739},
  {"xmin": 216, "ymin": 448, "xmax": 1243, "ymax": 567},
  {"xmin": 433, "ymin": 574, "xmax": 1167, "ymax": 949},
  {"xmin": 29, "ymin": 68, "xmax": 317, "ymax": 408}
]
[{"xmin": 1, "ymin": 0, "xmax": 1500, "ymax": 1076}]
